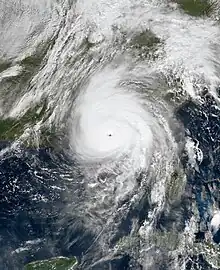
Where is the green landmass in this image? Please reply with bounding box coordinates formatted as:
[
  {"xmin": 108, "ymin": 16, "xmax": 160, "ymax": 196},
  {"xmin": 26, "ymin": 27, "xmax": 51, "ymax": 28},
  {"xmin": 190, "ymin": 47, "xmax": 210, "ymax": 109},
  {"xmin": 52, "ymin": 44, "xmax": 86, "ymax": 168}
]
[
  {"xmin": 176, "ymin": 0, "xmax": 217, "ymax": 17},
  {"xmin": 130, "ymin": 30, "xmax": 160, "ymax": 49},
  {"xmin": 166, "ymin": 169, "xmax": 186, "ymax": 203},
  {"xmin": 0, "ymin": 38, "xmax": 55, "ymax": 109},
  {"xmin": 24, "ymin": 256, "xmax": 77, "ymax": 270},
  {"xmin": 128, "ymin": 29, "xmax": 162, "ymax": 60},
  {"xmin": 0, "ymin": 101, "xmax": 55, "ymax": 146},
  {"xmin": 0, "ymin": 59, "xmax": 12, "ymax": 73},
  {"xmin": 0, "ymin": 39, "xmax": 57, "ymax": 146}
]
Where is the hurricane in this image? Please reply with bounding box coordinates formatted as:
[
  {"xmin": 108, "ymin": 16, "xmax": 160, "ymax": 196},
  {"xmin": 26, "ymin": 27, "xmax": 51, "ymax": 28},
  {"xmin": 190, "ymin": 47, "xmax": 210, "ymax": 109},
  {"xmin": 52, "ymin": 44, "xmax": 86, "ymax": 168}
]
[
  {"xmin": 0, "ymin": 0, "xmax": 220, "ymax": 269},
  {"xmin": 65, "ymin": 62, "xmax": 181, "ymax": 268},
  {"xmin": 69, "ymin": 64, "xmax": 177, "ymax": 182}
]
